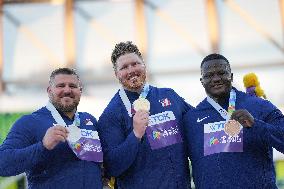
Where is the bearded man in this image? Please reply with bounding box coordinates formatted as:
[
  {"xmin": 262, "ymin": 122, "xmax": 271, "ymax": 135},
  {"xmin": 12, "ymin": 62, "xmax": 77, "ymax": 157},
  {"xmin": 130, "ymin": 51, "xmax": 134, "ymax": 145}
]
[
  {"xmin": 0, "ymin": 68, "xmax": 103, "ymax": 189},
  {"xmin": 97, "ymin": 41, "xmax": 193, "ymax": 189}
]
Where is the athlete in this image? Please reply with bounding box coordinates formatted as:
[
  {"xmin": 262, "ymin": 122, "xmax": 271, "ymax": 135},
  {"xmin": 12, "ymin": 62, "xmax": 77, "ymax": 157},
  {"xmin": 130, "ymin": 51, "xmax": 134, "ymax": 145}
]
[
  {"xmin": 98, "ymin": 41, "xmax": 193, "ymax": 189},
  {"xmin": 0, "ymin": 68, "xmax": 103, "ymax": 189},
  {"xmin": 184, "ymin": 53, "xmax": 284, "ymax": 188}
]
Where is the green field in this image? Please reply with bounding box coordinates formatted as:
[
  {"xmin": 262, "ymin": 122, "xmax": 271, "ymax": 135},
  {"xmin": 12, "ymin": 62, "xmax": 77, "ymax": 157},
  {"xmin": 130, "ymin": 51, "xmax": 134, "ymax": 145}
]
[
  {"xmin": 0, "ymin": 113, "xmax": 29, "ymax": 144},
  {"xmin": 0, "ymin": 113, "xmax": 28, "ymax": 189}
]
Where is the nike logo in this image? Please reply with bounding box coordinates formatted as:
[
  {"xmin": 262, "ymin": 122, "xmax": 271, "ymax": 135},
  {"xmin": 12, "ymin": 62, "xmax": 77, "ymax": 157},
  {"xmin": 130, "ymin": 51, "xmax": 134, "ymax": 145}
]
[{"xmin": 197, "ymin": 116, "xmax": 209, "ymax": 123}]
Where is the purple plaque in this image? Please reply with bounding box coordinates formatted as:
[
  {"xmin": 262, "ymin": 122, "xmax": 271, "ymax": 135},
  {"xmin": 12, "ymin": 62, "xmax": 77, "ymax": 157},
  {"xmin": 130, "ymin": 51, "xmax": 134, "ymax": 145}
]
[
  {"xmin": 146, "ymin": 119, "xmax": 182, "ymax": 150},
  {"xmin": 70, "ymin": 137, "xmax": 103, "ymax": 162},
  {"xmin": 204, "ymin": 121, "xmax": 243, "ymax": 156}
]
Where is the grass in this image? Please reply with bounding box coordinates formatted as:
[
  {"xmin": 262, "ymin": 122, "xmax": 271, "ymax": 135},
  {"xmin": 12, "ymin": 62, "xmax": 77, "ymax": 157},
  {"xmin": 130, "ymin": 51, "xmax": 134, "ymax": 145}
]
[
  {"xmin": 0, "ymin": 113, "xmax": 28, "ymax": 144},
  {"xmin": 0, "ymin": 112, "xmax": 29, "ymax": 189}
]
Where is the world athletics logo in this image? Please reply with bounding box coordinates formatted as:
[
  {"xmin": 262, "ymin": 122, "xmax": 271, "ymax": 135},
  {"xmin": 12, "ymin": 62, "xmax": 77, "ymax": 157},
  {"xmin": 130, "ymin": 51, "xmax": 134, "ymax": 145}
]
[
  {"xmin": 152, "ymin": 131, "xmax": 161, "ymax": 140},
  {"xmin": 72, "ymin": 142, "xmax": 81, "ymax": 151},
  {"xmin": 209, "ymin": 137, "xmax": 219, "ymax": 146}
]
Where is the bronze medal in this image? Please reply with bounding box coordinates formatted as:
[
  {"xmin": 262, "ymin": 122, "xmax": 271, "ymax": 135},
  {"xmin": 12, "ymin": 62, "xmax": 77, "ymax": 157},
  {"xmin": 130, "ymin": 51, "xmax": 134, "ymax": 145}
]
[{"xmin": 224, "ymin": 120, "xmax": 241, "ymax": 137}]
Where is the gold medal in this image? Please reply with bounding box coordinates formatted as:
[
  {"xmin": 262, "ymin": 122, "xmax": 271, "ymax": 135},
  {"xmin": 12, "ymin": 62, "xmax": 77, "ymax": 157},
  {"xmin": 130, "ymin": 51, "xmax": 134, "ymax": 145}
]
[
  {"xmin": 133, "ymin": 98, "xmax": 150, "ymax": 112},
  {"xmin": 224, "ymin": 120, "xmax": 241, "ymax": 137}
]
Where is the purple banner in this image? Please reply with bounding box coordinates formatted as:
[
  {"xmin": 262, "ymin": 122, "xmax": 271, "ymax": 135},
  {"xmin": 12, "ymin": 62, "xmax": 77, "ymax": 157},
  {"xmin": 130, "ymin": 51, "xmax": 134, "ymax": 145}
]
[
  {"xmin": 204, "ymin": 129, "xmax": 243, "ymax": 156},
  {"xmin": 146, "ymin": 120, "xmax": 182, "ymax": 150},
  {"xmin": 69, "ymin": 137, "xmax": 103, "ymax": 162}
]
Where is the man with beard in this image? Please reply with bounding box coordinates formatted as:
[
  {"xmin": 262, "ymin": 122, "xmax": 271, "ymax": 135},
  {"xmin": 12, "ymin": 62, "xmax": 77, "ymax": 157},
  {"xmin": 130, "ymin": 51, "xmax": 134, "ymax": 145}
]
[
  {"xmin": 97, "ymin": 41, "xmax": 193, "ymax": 189},
  {"xmin": 0, "ymin": 68, "xmax": 103, "ymax": 189},
  {"xmin": 183, "ymin": 53, "xmax": 284, "ymax": 188}
]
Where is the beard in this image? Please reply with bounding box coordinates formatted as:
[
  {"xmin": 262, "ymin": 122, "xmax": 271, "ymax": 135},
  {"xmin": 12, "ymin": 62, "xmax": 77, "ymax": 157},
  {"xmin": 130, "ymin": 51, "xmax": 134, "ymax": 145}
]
[
  {"xmin": 119, "ymin": 72, "xmax": 146, "ymax": 92},
  {"xmin": 50, "ymin": 93, "xmax": 80, "ymax": 113}
]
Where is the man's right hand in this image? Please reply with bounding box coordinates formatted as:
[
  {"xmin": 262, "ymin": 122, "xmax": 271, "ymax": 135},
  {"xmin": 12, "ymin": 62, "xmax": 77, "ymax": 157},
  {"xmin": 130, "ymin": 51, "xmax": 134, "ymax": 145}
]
[
  {"xmin": 133, "ymin": 110, "xmax": 149, "ymax": 139},
  {"xmin": 42, "ymin": 125, "xmax": 69, "ymax": 150}
]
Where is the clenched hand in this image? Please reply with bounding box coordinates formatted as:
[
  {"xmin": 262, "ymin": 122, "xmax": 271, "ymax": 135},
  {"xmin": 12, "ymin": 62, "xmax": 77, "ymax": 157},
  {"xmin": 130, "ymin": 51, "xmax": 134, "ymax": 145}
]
[
  {"xmin": 42, "ymin": 125, "xmax": 69, "ymax": 150},
  {"xmin": 231, "ymin": 109, "xmax": 254, "ymax": 128},
  {"xmin": 133, "ymin": 110, "xmax": 149, "ymax": 139}
]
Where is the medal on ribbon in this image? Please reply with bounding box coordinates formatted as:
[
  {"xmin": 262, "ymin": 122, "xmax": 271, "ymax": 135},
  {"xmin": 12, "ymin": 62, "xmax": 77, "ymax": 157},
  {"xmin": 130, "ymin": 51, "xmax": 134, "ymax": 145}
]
[
  {"xmin": 46, "ymin": 102, "xmax": 103, "ymax": 162},
  {"xmin": 224, "ymin": 90, "xmax": 241, "ymax": 137},
  {"xmin": 205, "ymin": 89, "xmax": 243, "ymax": 155},
  {"xmin": 119, "ymin": 83, "xmax": 150, "ymax": 117},
  {"xmin": 132, "ymin": 83, "xmax": 150, "ymax": 113}
]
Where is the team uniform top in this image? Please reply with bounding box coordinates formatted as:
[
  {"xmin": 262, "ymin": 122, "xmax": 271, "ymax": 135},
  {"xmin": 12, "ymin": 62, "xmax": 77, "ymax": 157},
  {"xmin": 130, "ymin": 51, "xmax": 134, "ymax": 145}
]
[
  {"xmin": 98, "ymin": 85, "xmax": 193, "ymax": 189},
  {"xmin": 0, "ymin": 107, "xmax": 103, "ymax": 189},
  {"xmin": 184, "ymin": 88, "xmax": 284, "ymax": 189}
]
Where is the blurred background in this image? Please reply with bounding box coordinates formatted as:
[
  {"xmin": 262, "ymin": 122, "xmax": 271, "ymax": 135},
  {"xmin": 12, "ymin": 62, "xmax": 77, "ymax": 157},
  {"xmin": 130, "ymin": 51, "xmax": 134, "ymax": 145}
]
[{"xmin": 0, "ymin": 0, "xmax": 283, "ymax": 188}]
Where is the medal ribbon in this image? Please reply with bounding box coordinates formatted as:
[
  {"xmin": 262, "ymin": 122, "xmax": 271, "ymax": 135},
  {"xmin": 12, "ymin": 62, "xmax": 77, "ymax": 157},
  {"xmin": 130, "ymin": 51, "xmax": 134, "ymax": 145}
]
[
  {"xmin": 206, "ymin": 89, "xmax": 236, "ymax": 121},
  {"xmin": 139, "ymin": 83, "xmax": 150, "ymax": 99},
  {"xmin": 46, "ymin": 101, "xmax": 80, "ymax": 127},
  {"xmin": 119, "ymin": 83, "xmax": 150, "ymax": 117}
]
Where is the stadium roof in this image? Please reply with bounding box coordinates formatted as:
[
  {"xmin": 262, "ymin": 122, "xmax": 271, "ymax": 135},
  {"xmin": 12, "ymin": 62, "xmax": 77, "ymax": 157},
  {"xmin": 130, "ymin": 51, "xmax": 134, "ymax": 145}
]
[{"xmin": 0, "ymin": 0, "xmax": 283, "ymax": 114}]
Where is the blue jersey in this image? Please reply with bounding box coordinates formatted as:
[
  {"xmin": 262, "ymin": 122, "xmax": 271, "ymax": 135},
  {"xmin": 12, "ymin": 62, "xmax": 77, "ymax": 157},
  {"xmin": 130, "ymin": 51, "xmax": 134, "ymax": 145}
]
[
  {"xmin": 0, "ymin": 107, "xmax": 103, "ymax": 189},
  {"xmin": 98, "ymin": 85, "xmax": 193, "ymax": 189},
  {"xmin": 184, "ymin": 88, "xmax": 284, "ymax": 189}
]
